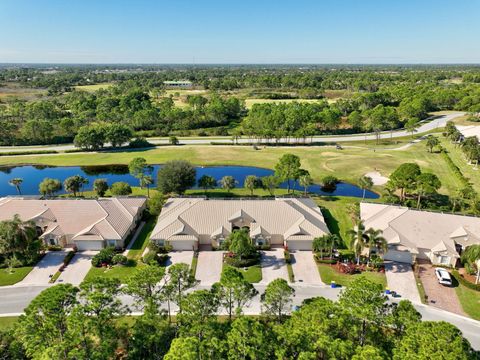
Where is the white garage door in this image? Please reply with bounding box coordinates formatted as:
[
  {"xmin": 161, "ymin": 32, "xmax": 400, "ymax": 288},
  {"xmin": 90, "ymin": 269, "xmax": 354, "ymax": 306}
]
[
  {"xmin": 286, "ymin": 240, "xmax": 313, "ymax": 251},
  {"xmin": 75, "ymin": 240, "xmax": 104, "ymax": 251},
  {"xmin": 170, "ymin": 241, "xmax": 196, "ymax": 251},
  {"xmin": 384, "ymin": 250, "xmax": 413, "ymax": 264}
]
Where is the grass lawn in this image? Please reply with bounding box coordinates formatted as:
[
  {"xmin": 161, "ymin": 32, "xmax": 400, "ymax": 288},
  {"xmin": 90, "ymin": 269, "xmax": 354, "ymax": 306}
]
[
  {"xmin": 0, "ymin": 316, "xmax": 19, "ymax": 330},
  {"xmin": 0, "ymin": 141, "xmax": 467, "ymax": 196},
  {"xmin": 317, "ymin": 263, "xmax": 387, "ymax": 288},
  {"xmin": 190, "ymin": 254, "xmax": 198, "ymax": 277},
  {"xmin": 223, "ymin": 264, "xmax": 262, "ymax": 283},
  {"xmin": 314, "ymin": 196, "xmax": 359, "ymax": 247},
  {"xmin": 83, "ymin": 217, "xmax": 157, "ymax": 283},
  {"xmin": 0, "ymin": 266, "xmax": 33, "ymax": 286},
  {"xmin": 440, "ymin": 138, "xmax": 480, "ymax": 191},
  {"xmin": 126, "ymin": 218, "xmax": 157, "ymax": 260},
  {"xmin": 455, "ymin": 284, "xmax": 480, "ymax": 320}
]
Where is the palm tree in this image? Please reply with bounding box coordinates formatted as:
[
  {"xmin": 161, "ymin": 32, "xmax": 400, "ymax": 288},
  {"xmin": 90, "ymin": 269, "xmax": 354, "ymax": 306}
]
[
  {"xmin": 347, "ymin": 220, "xmax": 369, "ymax": 265},
  {"xmin": 140, "ymin": 175, "xmax": 154, "ymax": 198},
  {"xmin": 8, "ymin": 178, "xmax": 23, "ymax": 195},
  {"xmin": 461, "ymin": 244, "xmax": 480, "ymax": 284},
  {"xmin": 358, "ymin": 176, "xmax": 374, "ymax": 200},
  {"xmin": 313, "ymin": 235, "xmax": 330, "ymax": 259},
  {"xmin": 366, "ymin": 228, "xmax": 387, "ymax": 260},
  {"xmin": 328, "ymin": 234, "xmax": 340, "ymax": 259},
  {"xmin": 298, "ymin": 173, "xmax": 313, "ymax": 196}
]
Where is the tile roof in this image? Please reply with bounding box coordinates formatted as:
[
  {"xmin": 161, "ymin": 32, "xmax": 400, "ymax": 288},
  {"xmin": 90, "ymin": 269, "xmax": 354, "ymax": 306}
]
[
  {"xmin": 0, "ymin": 197, "xmax": 146, "ymax": 241},
  {"xmin": 151, "ymin": 197, "xmax": 329, "ymax": 242}
]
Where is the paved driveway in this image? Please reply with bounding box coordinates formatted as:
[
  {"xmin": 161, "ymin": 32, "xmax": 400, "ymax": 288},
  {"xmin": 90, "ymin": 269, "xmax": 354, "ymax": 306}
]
[
  {"xmin": 260, "ymin": 248, "xmax": 288, "ymax": 284},
  {"xmin": 166, "ymin": 251, "xmax": 194, "ymax": 268},
  {"xmin": 16, "ymin": 251, "xmax": 67, "ymax": 286},
  {"xmin": 195, "ymin": 251, "xmax": 224, "ymax": 285},
  {"xmin": 385, "ymin": 261, "xmax": 421, "ymax": 303},
  {"xmin": 57, "ymin": 251, "xmax": 96, "ymax": 285},
  {"xmin": 290, "ymin": 251, "xmax": 323, "ymax": 285},
  {"xmin": 418, "ymin": 262, "xmax": 465, "ymax": 315}
]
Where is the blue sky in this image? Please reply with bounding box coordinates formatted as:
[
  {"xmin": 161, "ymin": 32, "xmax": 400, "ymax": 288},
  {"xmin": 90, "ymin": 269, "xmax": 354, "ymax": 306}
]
[{"xmin": 0, "ymin": 0, "xmax": 478, "ymax": 64}]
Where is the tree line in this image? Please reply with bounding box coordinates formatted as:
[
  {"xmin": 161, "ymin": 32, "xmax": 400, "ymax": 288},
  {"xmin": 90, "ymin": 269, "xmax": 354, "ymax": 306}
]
[{"xmin": 0, "ymin": 267, "xmax": 477, "ymax": 359}]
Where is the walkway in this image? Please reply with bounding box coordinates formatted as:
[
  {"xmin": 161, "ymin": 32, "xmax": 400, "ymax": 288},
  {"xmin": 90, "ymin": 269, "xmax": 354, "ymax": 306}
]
[{"xmin": 123, "ymin": 221, "xmax": 146, "ymax": 256}]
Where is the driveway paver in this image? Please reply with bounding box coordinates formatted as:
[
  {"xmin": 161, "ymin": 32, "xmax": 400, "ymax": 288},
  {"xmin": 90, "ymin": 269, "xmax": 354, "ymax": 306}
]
[
  {"xmin": 418, "ymin": 262, "xmax": 465, "ymax": 315},
  {"xmin": 57, "ymin": 251, "xmax": 96, "ymax": 285},
  {"xmin": 290, "ymin": 250, "xmax": 323, "ymax": 285},
  {"xmin": 385, "ymin": 261, "xmax": 421, "ymax": 303},
  {"xmin": 15, "ymin": 250, "xmax": 67, "ymax": 286},
  {"xmin": 260, "ymin": 248, "xmax": 288, "ymax": 284},
  {"xmin": 195, "ymin": 251, "xmax": 224, "ymax": 285},
  {"xmin": 166, "ymin": 251, "xmax": 194, "ymax": 268}
]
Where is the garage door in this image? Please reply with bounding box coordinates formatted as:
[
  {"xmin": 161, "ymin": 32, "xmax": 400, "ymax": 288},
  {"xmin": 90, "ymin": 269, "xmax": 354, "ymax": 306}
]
[
  {"xmin": 169, "ymin": 241, "xmax": 196, "ymax": 251},
  {"xmin": 384, "ymin": 250, "xmax": 413, "ymax": 264},
  {"xmin": 286, "ymin": 240, "xmax": 313, "ymax": 251},
  {"xmin": 75, "ymin": 240, "xmax": 104, "ymax": 251}
]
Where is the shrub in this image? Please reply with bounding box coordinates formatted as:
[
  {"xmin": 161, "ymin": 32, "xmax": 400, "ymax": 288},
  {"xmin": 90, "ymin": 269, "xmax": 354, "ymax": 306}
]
[
  {"xmin": 157, "ymin": 253, "xmax": 170, "ymax": 265},
  {"xmin": 47, "ymin": 245, "xmax": 62, "ymax": 251},
  {"xmin": 112, "ymin": 254, "xmax": 128, "ymax": 265},
  {"xmin": 142, "ymin": 251, "xmax": 158, "ymax": 265},
  {"xmin": 256, "ymin": 244, "xmax": 271, "ymax": 251},
  {"xmin": 321, "ymin": 176, "xmax": 339, "ymax": 192},
  {"xmin": 224, "ymin": 252, "xmax": 261, "ymax": 268},
  {"xmin": 110, "ymin": 182, "xmax": 132, "ymax": 196},
  {"xmin": 91, "ymin": 247, "xmax": 115, "ymax": 267},
  {"xmin": 337, "ymin": 249, "xmax": 355, "ymax": 262},
  {"xmin": 284, "ymin": 250, "xmax": 292, "ymax": 264},
  {"xmin": 129, "ymin": 137, "xmax": 154, "ymax": 148},
  {"xmin": 451, "ymin": 270, "xmax": 480, "ymax": 291},
  {"xmin": 314, "ymin": 255, "xmax": 337, "ymax": 264}
]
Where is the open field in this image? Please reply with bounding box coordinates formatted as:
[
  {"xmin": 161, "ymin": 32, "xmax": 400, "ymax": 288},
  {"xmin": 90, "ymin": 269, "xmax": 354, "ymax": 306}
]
[
  {"xmin": 0, "ymin": 84, "xmax": 46, "ymax": 100},
  {"xmin": 244, "ymin": 98, "xmax": 330, "ymax": 109},
  {"xmin": 164, "ymin": 89, "xmax": 208, "ymax": 96},
  {"xmin": 74, "ymin": 83, "xmax": 113, "ymax": 91},
  {"xmin": 0, "ymin": 142, "xmax": 466, "ymax": 196},
  {"xmin": 0, "ymin": 266, "xmax": 33, "ymax": 286}
]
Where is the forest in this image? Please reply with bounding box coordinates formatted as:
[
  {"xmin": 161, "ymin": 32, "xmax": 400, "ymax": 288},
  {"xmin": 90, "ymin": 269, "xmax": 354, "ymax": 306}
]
[{"xmin": 0, "ymin": 64, "xmax": 479, "ymax": 146}]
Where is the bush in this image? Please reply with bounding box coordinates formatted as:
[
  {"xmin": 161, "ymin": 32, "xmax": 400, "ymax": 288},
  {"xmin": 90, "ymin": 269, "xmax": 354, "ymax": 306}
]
[
  {"xmin": 129, "ymin": 137, "xmax": 154, "ymax": 148},
  {"xmin": 148, "ymin": 242, "xmax": 173, "ymax": 254},
  {"xmin": 314, "ymin": 255, "xmax": 336, "ymax": 264},
  {"xmin": 91, "ymin": 247, "xmax": 115, "ymax": 267},
  {"xmin": 338, "ymin": 249, "xmax": 355, "ymax": 262},
  {"xmin": 110, "ymin": 182, "xmax": 132, "ymax": 196},
  {"xmin": 157, "ymin": 253, "xmax": 170, "ymax": 265},
  {"xmin": 47, "ymin": 245, "xmax": 62, "ymax": 251},
  {"xmin": 142, "ymin": 251, "xmax": 158, "ymax": 265},
  {"xmin": 224, "ymin": 252, "xmax": 261, "ymax": 268},
  {"xmin": 112, "ymin": 254, "xmax": 128, "ymax": 265},
  {"xmin": 256, "ymin": 244, "xmax": 271, "ymax": 251},
  {"xmin": 451, "ymin": 270, "xmax": 480, "ymax": 291},
  {"xmin": 465, "ymin": 262, "xmax": 477, "ymax": 276},
  {"xmin": 321, "ymin": 176, "xmax": 339, "ymax": 192}
]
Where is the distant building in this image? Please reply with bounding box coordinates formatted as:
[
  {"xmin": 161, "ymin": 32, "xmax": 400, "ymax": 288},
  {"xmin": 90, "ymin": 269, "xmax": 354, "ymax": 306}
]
[
  {"xmin": 360, "ymin": 202, "xmax": 480, "ymax": 266},
  {"xmin": 457, "ymin": 125, "xmax": 480, "ymax": 141},
  {"xmin": 0, "ymin": 197, "xmax": 146, "ymax": 250},
  {"xmin": 163, "ymin": 80, "xmax": 193, "ymax": 89},
  {"xmin": 150, "ymin": 197, "xmax": 330, "ymax": 251}
]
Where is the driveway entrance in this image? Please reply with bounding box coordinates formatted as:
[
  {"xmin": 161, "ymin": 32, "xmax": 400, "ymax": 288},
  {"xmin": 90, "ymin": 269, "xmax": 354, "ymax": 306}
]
[
  {"xmin": 195, "ymin": 251, "xmax": 223, "ymax": 285},
  {"xmin": 290, "ymin": 251, "xmax": 323, "ymax": 285},
  {"xmin": 260, "ymin": 248, "xmax": 289, "ymax": 284},
  {"xmin": 15, "ymin": 251, "xmax": 67, "ymax": 286},
  {"xmin": 57, "ymin": 251, "xmax": 96, "ymax": 285},
  {"xmin": 385, "ymin": 261, "xmax": 421, "ymax": 303}
]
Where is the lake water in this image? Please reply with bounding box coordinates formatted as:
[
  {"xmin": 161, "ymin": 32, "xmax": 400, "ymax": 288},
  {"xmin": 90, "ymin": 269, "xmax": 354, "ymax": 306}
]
[{"xmin": 0, "ymin": 165, "xmax": 379, "ymax": 199}]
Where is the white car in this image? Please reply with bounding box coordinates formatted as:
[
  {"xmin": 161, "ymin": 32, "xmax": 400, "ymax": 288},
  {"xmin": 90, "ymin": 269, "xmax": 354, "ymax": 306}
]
[{"xmin": 435, "ymin": 268, "xmax": 452, "ymax": 286}]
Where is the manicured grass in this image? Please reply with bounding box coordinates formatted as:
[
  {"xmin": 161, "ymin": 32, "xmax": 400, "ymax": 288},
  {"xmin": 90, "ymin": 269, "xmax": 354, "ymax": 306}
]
[
  {"xmin": 286, "ymin": 262, "xmax": 295, "ymax": 283},
  {"xmin": 238, "ymin": 265, "xmax": 262, "ymax": 283},
  {"xmin": 440, "ymin": 138, "xmax": 480, "ymax": 191},
  {"xmin": 190, "ymin": 254, "xmax": 198, "ymax": 277},
  {"xmin": 0, "ymin": 266, "xmax": 33, "ymax": 286},
  {"xmin": 84, "ymin": 259, "xmax": 144, "ymax": 283},
  {"xmin": 414, "ymin": 270, "xmax": 427, "ymax": 304},
  {"xmin": 314, "ymin": 196, "xmax": 359, "ymax": 247},
  {"xmin": 455, "ymin": 284, "xmax": 480, "ymax": 320},
  {"xmin": 0, "ymin": 316, "xmax": 19, "ymax": 330},
  {"xmin": 127, "ymin": 218, "xmax": 157, "ymax": 260},
  {"xmin": 0, "ymin": 142, "xmax": 466, "ymax": 196},
  {"xmin": 317, "ymin": 263, "xmax": 387, "ymax": 288}
]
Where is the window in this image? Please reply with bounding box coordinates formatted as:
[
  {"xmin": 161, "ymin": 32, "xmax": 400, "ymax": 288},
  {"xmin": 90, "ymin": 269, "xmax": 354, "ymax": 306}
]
[
  {"xmin": 49, "ymin": 238, "xmax": 56, "ymax": 246},
  {"xmin": 107, "ymin": 240, "xmax": 116, "ymax": 247},
  {"xmin": 438, "ymin": 255, "xmax": 450, "ymax": 265},
  {"xmin": 218, "ymin": 237, "xmax": 225, "ymax": 245},
  {"xmin": 157, "ymin": 240, "xmax": 165, "ymax": 247}
]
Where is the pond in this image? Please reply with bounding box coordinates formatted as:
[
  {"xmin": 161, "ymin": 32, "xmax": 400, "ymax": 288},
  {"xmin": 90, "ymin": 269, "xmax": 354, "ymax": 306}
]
[{"xmin": 0, "ymin": 165, "xmax": 379, "ymax": 199}]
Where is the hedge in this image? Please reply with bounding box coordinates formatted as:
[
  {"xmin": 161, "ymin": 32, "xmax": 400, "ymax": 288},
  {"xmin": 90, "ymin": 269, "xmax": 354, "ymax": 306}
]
[
  {"xmin": 0, "ymin": 150, "xmax": 59, "ymax": 156},
  {"xmin": 451, "ymin": 270, "xmax": 480, "ymax": 291},
  {"xmin": 440, "ymin": 149, "xmax": 470, "ymax": 187},
  {"xmin": 224, "ymin": 253, "xmax": 261, "ymax": 268}
]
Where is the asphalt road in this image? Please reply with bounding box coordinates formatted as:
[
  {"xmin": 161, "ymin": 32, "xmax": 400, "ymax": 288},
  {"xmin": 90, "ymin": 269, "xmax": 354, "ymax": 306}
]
[
  {"xmin": 1, "ymin": 282, "xmax": 479, "ymax": 350},
  {"xmin": 0, "ymin": 112, "xmax": 464, "ymax": 153}
]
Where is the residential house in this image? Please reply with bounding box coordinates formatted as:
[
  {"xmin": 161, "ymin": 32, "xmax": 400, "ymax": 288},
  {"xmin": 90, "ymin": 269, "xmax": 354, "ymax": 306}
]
[{"xmin": 150, "ymin": 197, "xmax": 330, "ymax": 250}]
